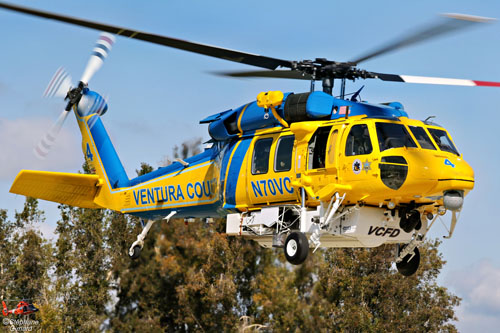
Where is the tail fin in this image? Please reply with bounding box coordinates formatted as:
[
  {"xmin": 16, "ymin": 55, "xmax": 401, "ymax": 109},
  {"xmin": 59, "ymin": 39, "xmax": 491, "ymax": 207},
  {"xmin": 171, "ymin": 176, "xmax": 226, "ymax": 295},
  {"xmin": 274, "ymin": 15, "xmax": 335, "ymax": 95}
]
[
  {"xmin": 75, "ymin": 104, "xmax": 130, "ymax": 190},
  {"xmin": 10, "ymin": 92, "xmax": 129, "ymax": 210},
  {"xmin": 2, "ymin": 301, "xmax": 8, "ymax": 316}
]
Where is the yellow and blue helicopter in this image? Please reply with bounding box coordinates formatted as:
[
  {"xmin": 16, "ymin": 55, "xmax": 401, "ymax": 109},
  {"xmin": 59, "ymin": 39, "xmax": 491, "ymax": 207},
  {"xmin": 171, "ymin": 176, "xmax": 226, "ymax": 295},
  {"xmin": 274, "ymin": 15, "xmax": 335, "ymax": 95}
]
[{"xmin": 2, "ymin": 3, "xmax": 499, "ymax": 276}]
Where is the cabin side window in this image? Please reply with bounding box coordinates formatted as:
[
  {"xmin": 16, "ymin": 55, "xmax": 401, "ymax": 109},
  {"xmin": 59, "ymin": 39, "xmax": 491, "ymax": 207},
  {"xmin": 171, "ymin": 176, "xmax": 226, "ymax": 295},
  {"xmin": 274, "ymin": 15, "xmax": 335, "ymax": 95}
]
[
  {"xmin": 309, "ymin": 126, "xmax": 332, "ymax": 169},
  {"xmin": 252, "ymin": 138, "xmax": 273, "ymax": 175},
  {"xmin": 345, "ymin": 124, "xmax": 373, "ymax": 156},
  {"xmin": 274, "ymin": 135, "xmax": 295, "ymax": 172}
]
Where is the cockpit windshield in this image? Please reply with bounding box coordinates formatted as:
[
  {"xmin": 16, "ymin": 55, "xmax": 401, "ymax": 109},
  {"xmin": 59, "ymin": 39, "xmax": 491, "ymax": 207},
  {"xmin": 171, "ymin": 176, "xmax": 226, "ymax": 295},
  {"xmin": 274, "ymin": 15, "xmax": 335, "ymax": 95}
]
[
  {"xmin": 376, "ymin": 123, "xmax": 417, "ymax": 152},
  {"xmin": 409, "ymin": 126, "xmax": 436, "ymax": 150},
  {"xmin": 427, "ymin": 128, "xmax": 459, "ymax": 155}
]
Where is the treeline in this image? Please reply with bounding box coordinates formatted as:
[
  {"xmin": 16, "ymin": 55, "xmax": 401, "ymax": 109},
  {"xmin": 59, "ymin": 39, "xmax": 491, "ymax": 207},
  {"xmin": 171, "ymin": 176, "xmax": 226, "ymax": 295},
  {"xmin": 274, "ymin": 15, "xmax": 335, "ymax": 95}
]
[{"xmin": 0, "ymin": 145, "xmax": 461, "ymax": 331}]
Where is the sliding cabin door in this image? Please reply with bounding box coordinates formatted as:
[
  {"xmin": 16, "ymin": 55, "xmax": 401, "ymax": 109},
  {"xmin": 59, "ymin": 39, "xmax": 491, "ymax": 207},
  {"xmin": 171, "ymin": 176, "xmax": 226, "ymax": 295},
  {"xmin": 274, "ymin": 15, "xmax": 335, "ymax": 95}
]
[
  {"xmin": 304, "ymin": 126, "xmax": 342, "ymax": 199},
  {"xmin": 246, "ymin": 134, "xmax": 297, "ymax": 206}
]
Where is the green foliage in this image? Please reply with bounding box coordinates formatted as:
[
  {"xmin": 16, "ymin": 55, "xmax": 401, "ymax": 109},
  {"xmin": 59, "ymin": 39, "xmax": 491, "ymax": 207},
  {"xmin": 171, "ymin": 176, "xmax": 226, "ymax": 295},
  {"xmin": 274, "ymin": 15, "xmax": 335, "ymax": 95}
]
[{"xmin": 0, "ymin": 209, "xmax": 15, "ymax": 300}]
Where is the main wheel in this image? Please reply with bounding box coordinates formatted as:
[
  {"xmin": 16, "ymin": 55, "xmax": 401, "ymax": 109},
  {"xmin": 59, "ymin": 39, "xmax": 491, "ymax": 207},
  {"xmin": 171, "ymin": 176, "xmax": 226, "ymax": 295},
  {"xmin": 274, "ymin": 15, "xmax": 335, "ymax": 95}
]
[
  {"xmin": 396, "ymin": 246, "xmax": 420, "ymax": 276},
  {"xmin": 284, "ymin": 231, "xmax": 309, "ymax": 265},
  {"xmin": 129, "ymin": 245, "xmax": 142, "ymax": 260}
]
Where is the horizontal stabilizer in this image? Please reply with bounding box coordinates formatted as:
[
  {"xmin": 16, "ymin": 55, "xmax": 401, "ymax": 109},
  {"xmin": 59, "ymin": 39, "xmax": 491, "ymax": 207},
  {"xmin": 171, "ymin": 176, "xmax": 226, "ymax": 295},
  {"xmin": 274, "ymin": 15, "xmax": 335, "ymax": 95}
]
[{"xmin": 10, "ymin": 170, "xmax": 103, "ymax": 209}]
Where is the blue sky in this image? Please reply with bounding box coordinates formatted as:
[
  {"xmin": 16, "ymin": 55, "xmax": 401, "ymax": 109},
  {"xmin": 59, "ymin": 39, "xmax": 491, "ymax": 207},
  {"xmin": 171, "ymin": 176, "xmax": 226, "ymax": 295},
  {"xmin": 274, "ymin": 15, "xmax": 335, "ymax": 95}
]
[{"xmin": 1, "ymin": 0, "xmax": 500, "ymax": 330}]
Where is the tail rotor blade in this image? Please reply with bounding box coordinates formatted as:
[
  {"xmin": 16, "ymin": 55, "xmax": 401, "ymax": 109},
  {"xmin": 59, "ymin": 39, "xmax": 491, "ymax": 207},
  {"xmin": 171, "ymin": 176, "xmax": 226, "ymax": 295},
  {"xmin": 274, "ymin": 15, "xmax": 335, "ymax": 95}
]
[
  {"xmin": 43, "ymin": 67, "xmax": 73, "ymax": 98},
  {"xmin": 33, "ymin": 110, "xmax": 71, "ymax": 159},
  {"xmin": 80, "ymin": 32, "xmax": 115, "ymax": 84}
]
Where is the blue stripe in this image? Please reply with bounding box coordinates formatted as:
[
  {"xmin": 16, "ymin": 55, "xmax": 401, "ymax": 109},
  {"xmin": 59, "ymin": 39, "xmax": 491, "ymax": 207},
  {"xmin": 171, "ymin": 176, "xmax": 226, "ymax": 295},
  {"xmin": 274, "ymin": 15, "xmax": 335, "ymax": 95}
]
[
  {"xmin": 128, "ymin": 201, "xmax": 224, "ymax": 220},
  {"xmin": 89, "ymin": 116, "xmax": 130, "ymax": 188},
  {"xmin": 92, "ymin": 51, "xmax": 105, "ymax": 60},
  {"xmin": 224, "ymin": 137, "xmax": 252, "ymax": 206},
  {"xmin": 128, "ymin": 148, "xmax": 217, "ymax": 187},
  {"xmin": 122, "ymin": 197, "xmax": 218, "ymax": 212},
  {"xmin": 95, "ymin": 43, "xmax": 110, "ymax": 54},
  {"xmin": 219, "ymin": 141, "xmax": 237, "ymax": 188}
]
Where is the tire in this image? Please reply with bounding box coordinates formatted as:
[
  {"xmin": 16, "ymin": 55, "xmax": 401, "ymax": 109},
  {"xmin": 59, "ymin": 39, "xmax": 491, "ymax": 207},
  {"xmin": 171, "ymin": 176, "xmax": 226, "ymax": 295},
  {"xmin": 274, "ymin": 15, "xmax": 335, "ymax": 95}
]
[
  {"xmin": 129, "ymin": 245, "xmax": 142, "ymax": 260},
  {"xmin": 396, "ymin": 246, "xmax": 420, "ymax": 276},
  {"xmin": 284, "ymin": 231, "xmax": 309, "ymax": 265}
]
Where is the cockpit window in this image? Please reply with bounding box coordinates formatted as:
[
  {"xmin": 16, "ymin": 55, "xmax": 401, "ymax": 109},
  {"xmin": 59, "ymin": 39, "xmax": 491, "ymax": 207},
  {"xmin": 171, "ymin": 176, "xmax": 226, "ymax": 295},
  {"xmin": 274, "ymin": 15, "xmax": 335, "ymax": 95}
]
[
  {"xmin": 376, "ymin": 123, "xmax": 417, "ymax": 152},
  {"xmin": 409, "ymin": 126, "xmax": 436, "ymax": 150},
  {"xmin": 427, "ymin": 128, "xmax": 459, "ymax": 155},
  {"xmin": 345, "ymin": 124, "xmax": 373, "ymax": 156}
]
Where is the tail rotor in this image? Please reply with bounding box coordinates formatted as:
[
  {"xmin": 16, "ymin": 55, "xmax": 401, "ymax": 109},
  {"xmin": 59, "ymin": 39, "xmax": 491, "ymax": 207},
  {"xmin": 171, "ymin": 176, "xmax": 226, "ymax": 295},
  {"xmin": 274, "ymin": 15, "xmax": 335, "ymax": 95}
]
[{"xmin": 34, "ymin": 33, "xmax": 114, "ymax": 159}]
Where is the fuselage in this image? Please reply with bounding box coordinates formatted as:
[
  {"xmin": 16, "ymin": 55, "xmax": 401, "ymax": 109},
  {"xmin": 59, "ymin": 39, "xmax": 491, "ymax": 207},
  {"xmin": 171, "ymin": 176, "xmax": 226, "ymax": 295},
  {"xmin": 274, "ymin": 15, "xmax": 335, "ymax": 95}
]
[{"xmin": 93, "ymin": 114, "xmax": 473, "ymax": 220}]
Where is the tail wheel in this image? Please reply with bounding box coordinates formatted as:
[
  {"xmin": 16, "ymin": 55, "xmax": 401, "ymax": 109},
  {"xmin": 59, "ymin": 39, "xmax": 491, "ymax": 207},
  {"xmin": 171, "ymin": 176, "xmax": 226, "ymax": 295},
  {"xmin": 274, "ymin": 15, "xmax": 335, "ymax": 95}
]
[
  {"xmin": 129, "ymin": 245, "xmax": 142, "ymax": 260},
  {"xmin": 284, "ymin": 231, "xmax": 309, "ymax": 265},
  {"xmin": 396, "ymin": 246, "xmax": 420, "ymax": 276}
]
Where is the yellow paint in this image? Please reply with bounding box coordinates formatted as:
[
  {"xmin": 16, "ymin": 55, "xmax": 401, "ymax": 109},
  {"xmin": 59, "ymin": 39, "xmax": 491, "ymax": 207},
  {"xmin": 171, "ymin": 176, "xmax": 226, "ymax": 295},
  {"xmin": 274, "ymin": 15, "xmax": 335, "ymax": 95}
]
[
  {"xmin": 237, "ymin": 103, "xmax": 250, "ymax": 133},
  {"xmin": 10, "ymin": 170, "xmax": 101, "ymax": 209},
  {"xmin": 257, "ymin": 91, "xmax": 289, "ymax": 127},
  {"xmin": 256, "ymin": 91, "xmax": 284, "ymax": 109}
]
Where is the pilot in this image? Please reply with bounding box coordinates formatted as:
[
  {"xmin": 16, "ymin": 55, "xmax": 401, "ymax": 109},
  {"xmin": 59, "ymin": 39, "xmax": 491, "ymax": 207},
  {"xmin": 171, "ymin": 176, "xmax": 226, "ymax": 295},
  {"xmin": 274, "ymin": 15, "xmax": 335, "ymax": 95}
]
[{"xmin": 348, "ymin": 125, "xmax": 371, "ymax": 155}]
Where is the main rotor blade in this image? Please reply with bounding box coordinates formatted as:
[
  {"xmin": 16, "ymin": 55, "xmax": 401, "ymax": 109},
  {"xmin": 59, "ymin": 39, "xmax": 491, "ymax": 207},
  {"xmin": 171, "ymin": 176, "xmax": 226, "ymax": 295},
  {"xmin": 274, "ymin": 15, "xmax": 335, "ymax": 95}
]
[
  {"xmin": 374, "ymin": 72, "xmax": 500, "ymax": 87},
  {"xmin": 216, "ymin": 70, "xmax": 314, "ymax": 80},
  {"xmin": 0, "ymin": 2, "xmax": 292, "ymax": 70},
  {"xmin": 351, "ymin": 13, "xmax": 495, "ymax": 64}
]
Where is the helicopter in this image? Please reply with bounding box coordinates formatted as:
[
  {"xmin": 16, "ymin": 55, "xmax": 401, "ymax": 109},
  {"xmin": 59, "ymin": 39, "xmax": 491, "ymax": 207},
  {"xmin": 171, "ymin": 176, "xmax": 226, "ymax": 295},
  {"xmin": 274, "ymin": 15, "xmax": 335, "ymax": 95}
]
[
  {"xmin": 2, "ymin": 3, "xmax": 499, "ymax": 276},
  {"xmin": 2, "ymin": 300, "xmax": 39, "ymax": 316}
]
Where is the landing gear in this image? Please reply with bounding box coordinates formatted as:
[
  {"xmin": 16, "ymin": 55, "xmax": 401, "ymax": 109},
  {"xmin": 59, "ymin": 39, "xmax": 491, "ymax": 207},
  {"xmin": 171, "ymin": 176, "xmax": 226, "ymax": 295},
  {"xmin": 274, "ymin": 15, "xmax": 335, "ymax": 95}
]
[
  {"xmin": 128, "ymin": 211, "xmax": 177, "ymax": 260},
  {"xmin": 284, "ymin": 231, "xmax": 309, "ymax": 265},
  {"xmin": 129, "ymin": 244, "xmax": 141, "ymax": 259},
  {"xmin": 396, "ymin": 244, "xmax": 420, "ymax": 276}
]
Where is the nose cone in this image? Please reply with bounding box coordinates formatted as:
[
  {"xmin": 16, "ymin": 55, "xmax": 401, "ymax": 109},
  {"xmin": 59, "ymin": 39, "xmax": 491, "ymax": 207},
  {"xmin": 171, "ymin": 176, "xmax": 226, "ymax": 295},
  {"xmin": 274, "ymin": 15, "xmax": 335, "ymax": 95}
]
[
  {"xmin": 435, "ymin": 154, "xmax": 474, "ymax": 180},
  {"xmin": 411, "ymin": 151, "xmax": 475, "ymax": 197},
  {"xmin": 377, "ymin": 149, "xmax": 475, "ymax": 202}
]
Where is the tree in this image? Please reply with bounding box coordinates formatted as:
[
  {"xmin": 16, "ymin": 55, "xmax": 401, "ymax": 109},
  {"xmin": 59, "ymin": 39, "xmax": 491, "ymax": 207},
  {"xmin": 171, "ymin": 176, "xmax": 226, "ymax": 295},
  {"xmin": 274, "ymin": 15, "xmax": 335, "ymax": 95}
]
[
  {"xmin": 0, "ymin": 209, "xmax": 15, "ymax": 300},
  {"xmin": 250, "ymin": 240, "xmax": 460, "ymax": 332},
  {"xmin": 10, "ymin": 197, "xmax": 55, "ymax": 331},
  {"xmin": 52, "ymin": 163, "xmax": 111, "ymax": 331},
  {"xmin": 107, "ymin": 162, "xmax": 165, "ymax": 331}
]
